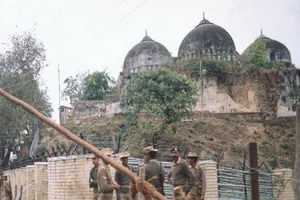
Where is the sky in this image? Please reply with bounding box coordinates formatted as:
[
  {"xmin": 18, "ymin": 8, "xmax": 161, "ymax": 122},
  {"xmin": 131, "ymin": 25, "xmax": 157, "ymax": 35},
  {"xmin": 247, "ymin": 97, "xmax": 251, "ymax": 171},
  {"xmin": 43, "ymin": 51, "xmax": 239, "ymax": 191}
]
[{"xmin": 0, "ymin": 0, "xmax": 299, "ymax": 122}]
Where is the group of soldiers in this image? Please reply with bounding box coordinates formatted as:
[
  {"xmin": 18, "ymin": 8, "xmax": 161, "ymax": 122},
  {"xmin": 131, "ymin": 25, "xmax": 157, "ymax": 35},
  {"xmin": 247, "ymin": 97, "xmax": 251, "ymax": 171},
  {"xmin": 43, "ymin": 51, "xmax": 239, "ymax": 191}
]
[{"xmin": 90, "ymin": 146, "xmax": 206, "ymax": 200}]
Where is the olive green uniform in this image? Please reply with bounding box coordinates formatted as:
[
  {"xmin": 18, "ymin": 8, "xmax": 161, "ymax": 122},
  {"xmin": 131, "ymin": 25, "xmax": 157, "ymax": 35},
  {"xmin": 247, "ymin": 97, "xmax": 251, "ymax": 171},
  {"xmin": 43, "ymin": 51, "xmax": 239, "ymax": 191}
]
[
  {"xmin": 145, "ymin": 159, "xmax": 165, "ymax": 194},
  {"xmin": 90, "ymin": 167, "xmax": 99, "ymax": 200},
  {"xmin": 115, "ymin": 165, "xmax": 133, "ymax": 200},
  {"xmin": 167, "ymin": 157, "xmax": 197, "ymax": 200},
  {"xmin": 97, "ymin": 163, "xmax": 114, "ymax": 200}
]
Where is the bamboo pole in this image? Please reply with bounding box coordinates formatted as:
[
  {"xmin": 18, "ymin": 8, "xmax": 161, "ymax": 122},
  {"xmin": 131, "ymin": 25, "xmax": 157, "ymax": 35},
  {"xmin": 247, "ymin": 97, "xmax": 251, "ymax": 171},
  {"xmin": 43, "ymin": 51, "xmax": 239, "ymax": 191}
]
[
  {"xmin": 0, "ymin": 88, "xmax": 166, "ymax": 200},
  {"xmin": 138, "ymin": 164, "xmax": 145, "ymax": 200}
]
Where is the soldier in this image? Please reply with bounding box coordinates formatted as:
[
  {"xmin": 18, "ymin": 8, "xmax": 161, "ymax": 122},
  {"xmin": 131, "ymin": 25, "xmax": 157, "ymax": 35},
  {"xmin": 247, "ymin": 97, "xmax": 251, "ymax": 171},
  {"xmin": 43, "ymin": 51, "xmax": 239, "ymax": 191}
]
[
  {"xmin": 187, "ymin": 152, "xmax": 206, "ymax": 200},
  {"xmin": 167, "ymin": 146, "xmax": 197, "ymax": 200},
  {"xmin": 97, "ymin": 152, "xmax": 120, "ymax": 200},
  {"xmin": 142, "ymin": 146, "xmax": 165, "ymax": 195},
  {"xmin": 90, "ymin": 155, "xmax": 100, "ymax": 200},
  {"xmin": 115, "ymin": 152, "xmax": 133, "ymax": 200}
]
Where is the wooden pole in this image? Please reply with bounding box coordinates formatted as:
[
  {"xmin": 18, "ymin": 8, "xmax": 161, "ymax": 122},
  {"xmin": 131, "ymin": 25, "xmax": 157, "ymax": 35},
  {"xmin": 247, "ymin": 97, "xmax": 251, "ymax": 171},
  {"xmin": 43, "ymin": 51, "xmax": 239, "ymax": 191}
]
[
  {"xmin": 138, "ymin": 164, "xmax": 145, "ymax": 200},
  {"xmin": 0, "ymin": 88, "xmax": 166, "ymax": 200},
  {"xmin": 19, "ymin": 185, "xmax": 22, "ymax": 200},
  {"xmin": 249, "ymin": 142, "xmax": 259, "ymax": 200},
  {"xmin": 294, "ymin": 102, "xmax": 300, "ymax": 200},
  {"xmin": 242, "ymin": 153, "xmax": 248, "ymax": 200},
  {"xmin": 14, "ymin": 185, "xmax": 17, "ymax": 199}
]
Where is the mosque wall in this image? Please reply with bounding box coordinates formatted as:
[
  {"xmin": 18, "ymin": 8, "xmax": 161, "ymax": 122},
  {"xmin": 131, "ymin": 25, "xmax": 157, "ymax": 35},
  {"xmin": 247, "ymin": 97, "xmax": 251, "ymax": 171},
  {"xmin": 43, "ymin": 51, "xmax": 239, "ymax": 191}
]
[{"xmin": 66, "ymin": 69, "xmax": 300, "ymax": 121}]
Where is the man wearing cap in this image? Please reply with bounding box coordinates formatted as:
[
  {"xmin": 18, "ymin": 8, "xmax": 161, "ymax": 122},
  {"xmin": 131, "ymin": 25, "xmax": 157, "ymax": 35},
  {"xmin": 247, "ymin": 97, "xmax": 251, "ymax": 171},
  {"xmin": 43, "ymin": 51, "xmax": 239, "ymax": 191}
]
[
  {"xmin": 142, "ymin": 146, "xmax": 165, "ymax": 195},
  {"xmin": 115, "ymin": 152, "xmax": 133, "ymax": 200},
  {"xmin": 167, "ymin": 146, "xmax": 197, "ymax": 200},
  {"xmin": 90, "ymin": 155, "xmax": 100, "ymax": 200},
  {"xmin": 187, "ymin": 152, "xmax": 206, "ymax": 200},
  {"xmin": 97, "ymin": 152, "xmax": 120, "ymax": 200}
]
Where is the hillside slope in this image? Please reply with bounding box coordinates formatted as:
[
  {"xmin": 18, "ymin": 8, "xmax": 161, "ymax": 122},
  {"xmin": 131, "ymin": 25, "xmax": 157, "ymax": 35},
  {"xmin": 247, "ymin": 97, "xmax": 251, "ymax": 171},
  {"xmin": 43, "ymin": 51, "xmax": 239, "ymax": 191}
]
[{"xmin": 39, "ymin": 114, "xmax": 295, "ymax": 169}]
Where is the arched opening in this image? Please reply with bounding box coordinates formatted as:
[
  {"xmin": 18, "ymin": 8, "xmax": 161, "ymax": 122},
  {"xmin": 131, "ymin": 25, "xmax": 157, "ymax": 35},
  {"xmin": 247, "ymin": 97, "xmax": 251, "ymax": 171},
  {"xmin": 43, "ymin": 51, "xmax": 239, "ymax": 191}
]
[{"xmin": 270, "ymin": 51, "xmax": 276, "ymax": 61}]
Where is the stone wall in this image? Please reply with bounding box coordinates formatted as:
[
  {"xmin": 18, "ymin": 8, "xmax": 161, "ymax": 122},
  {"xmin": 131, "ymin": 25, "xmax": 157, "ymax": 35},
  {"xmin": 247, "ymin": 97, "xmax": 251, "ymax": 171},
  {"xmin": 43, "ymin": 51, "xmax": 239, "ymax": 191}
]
[
  {"xmin": 71, "ymin": 101, "xmax": 122, "ymax": 119},
  {"xmin": 65, "ymin": 69, "xmax": 300, "ymax": 121},
  {"xmin": 272, "ymin": 168, "xmax": 295, "ymax": 200}
]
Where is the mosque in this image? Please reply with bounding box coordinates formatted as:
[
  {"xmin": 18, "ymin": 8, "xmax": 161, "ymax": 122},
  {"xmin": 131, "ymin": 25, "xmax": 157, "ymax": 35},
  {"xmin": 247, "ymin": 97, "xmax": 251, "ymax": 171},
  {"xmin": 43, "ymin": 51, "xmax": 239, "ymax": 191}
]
[
  {"xmin": 114, "ymin": 15, "xmax": 295, "ymax": 117},
  {"xmin": 60, "ymin": 15, "xmax": 297, "ymax": 124},
  {"xmin": 118, "ymin": 14, "xmax": 292, "ymax": 77}
]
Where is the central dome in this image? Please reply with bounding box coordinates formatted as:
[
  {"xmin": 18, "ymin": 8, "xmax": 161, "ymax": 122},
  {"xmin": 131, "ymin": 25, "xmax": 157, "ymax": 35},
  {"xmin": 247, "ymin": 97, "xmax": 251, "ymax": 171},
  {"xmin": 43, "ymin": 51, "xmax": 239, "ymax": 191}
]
[
  {"xmin": 123, "ymin": 35, "xmax": 172, "ymax": 73},
  {"xmin": 178, "ymin": 18, "xmax": 236, "ymax": 58}
]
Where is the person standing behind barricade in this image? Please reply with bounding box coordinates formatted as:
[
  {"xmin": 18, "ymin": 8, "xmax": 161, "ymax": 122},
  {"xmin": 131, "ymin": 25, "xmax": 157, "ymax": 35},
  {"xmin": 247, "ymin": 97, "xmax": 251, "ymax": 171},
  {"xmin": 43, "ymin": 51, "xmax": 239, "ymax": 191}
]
[
  {"xmin": 90, "ymin": 155, "xmax": 100, "ymax": 200},
  {"xmin": 115, "ymin": 152, "xmax": 133, "ymax": 200},
  {"xmin": 3, "ymin": 175, "xmax": 12, "ymax": 200},
  {"xmin": 142, "ymin": 146, "xmax": 165, "ymax": 196},
  {"xmin": 97, "ymin": 152, "xmax": 120, "ymax": 200},
  {"xmin": 167, "ymin": 146, "xmax": 197, "ymax": 200},
  {"xmin": 187, "ymin": 152, "xmax": 206, "ymax": 200}
]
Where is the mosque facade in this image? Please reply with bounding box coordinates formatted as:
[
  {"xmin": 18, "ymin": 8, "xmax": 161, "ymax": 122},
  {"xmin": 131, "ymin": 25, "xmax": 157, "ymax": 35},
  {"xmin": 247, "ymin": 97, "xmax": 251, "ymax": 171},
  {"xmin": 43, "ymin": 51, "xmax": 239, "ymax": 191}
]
[
  {"xmin": 115, "ymin": 15, "xmax": 296, "ymax": 117},
  {"xmin": 61, "ymin": 16, "xmax": 298, "ymax": 123}
]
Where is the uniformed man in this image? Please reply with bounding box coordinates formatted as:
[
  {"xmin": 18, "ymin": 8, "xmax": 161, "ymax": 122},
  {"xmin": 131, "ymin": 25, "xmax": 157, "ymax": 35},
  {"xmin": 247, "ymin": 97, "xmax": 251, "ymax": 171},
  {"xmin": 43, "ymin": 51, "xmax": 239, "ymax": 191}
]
[
  {"xmin": 187, "ymin": 152, "xmax": 206, "ymax": 200},
  {"xmin": 90, "ymin": 155, "xmax": 100, "ymax": 200},
  {"xmin": 142, "ymin": 146, "xmax": 165, "ymax": 195},
  {"xmin": 167, "ymin": 146, "xmax": 197, "ymax": 200},
  {"xmin": 97, "ymin": 152, "xmax": 120, "ymax": 200},
  {"xmin": 115, "ymin": 152, "xmax": 133, "ymax": 200}
]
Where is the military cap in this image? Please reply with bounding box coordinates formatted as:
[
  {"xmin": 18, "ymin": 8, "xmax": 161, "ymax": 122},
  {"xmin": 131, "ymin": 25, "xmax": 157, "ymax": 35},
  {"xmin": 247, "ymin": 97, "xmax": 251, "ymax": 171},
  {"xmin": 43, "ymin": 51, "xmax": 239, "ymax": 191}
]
[
  {"xmin": 171, "ymin": 146, "xmax": 181, "ymax": 153},
  {"xmin": 142, "ymin": 146, "xmax": 158, "ymax": 154},
  {"xmin": 187, "ymin": 152, "xmax": 198, "ymax": 158},
  {"xmin": 119, "ymin": 152, "xmax": 130, "ymax": 159}
]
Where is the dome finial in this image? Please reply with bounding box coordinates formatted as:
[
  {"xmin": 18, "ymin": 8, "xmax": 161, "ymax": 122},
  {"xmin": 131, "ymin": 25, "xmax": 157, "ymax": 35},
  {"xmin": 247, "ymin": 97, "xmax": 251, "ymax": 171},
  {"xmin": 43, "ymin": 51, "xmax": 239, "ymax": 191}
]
[
  {"xmin": 260, "ymin": 29, "xmax": 263, "ymax": 35},
  {"xmin": 145, "ymin": 29, "xmax": 147, "ymax": 36},
  {"xmin": 203, "ymin": 12, "xmax": 205, "ymax": 19}
]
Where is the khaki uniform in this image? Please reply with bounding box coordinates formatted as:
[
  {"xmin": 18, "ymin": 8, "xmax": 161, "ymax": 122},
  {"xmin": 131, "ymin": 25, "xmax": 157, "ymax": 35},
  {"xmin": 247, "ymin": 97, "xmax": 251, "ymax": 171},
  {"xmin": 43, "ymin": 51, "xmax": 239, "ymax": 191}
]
[
  {"xmin": 191, "ymin": 165, "xmax": 206, "ymax": 200},
  {"xmin": 145, "ymin": 160, "xmax": 165, "ymax": 194},
  {"xmin": 115, "ymin": 165, "xmax": 133, "ymax": 200},
  {"xmin": 97, "ymin": 163, "xmax": 114, "ymax": 200},
  {"xmin": 90, "ymin": 166, "xmax": 99, "ymax": 200},
  {"xmin": 167, "ymin": 157, "xmax": 196, "ymax": 200}
]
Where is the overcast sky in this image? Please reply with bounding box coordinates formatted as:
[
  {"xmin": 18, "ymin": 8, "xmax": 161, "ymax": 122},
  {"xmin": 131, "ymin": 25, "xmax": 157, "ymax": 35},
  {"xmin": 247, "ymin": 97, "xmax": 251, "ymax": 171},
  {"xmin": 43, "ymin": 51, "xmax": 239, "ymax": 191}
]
[{"xmin": 0, "ymin": 0, "xmax": 299, "ymax": 122}]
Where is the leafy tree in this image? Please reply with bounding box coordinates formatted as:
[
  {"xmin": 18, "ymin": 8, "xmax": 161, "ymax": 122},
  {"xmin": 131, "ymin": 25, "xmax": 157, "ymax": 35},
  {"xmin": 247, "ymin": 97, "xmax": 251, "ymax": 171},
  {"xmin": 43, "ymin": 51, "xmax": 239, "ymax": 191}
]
[
  {"xmin": 249, "ymin": 41, "xmax": 268, "ymax": 70},
  {"xmin": 125, "ymin": 68, "xmax": 196, "ymax": 124},
  {"xmin": 0, "ymin": 30, "xmax": 52, "ymax": 166},
  {"xmin": 63, "ymin": 70, "xmax": 116, "ymax": 101},
  {"xmin": 82, "ymin": 71, "xmax": 116, "ymax": 100},
  {"xmin": 62, "ymin": 71, "xmax": 88, "ymax": 100},
  {"xmin": 181, "ymin": 58, "xmax": 227, "ymax": 80}
]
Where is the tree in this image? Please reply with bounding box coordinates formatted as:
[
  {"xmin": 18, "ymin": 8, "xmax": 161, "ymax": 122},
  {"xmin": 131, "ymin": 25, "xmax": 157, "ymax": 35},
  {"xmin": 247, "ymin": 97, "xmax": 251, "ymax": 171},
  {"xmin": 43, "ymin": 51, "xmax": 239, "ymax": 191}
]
[
  {"xmin": 62, "ymin": 70, "xmax": 116, "ymax": 101},
  {"xmin": 125, "ymin": 68, "xmax": 196, "ymax": 125},
  {"xmin": 82, "ymin": 71, "xmax": 116, "ymax": 100},
  {"xmin": 249, "ymin": 41, "xmax": 268, "ymax": 70},
  {"xmin": 62, "ymin": 71, "xmax": 88, "ymax": 100},
  {"xmin": 0, "ymin": 30, "xmax": 52, "ymax": 167}
]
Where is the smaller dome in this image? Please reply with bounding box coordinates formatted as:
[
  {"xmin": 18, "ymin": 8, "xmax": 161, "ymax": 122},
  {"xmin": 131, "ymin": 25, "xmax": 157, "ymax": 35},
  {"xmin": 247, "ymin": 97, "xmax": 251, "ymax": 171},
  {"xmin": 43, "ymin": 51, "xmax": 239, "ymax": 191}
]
[
  {"xmin": 123, "ymin": 34, "xmax": 172, "ymax": 73},
  {"xmin": 242, "ymin": 32, "xmax": 292, "ymax": 63}
]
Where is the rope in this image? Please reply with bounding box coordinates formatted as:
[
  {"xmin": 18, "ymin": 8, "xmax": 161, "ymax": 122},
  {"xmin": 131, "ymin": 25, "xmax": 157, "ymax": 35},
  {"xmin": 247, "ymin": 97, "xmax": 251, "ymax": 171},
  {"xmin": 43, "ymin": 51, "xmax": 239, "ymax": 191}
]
[{"xmin": 130, "ymin": 178, "xmax": 157, "ymax": 200}]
